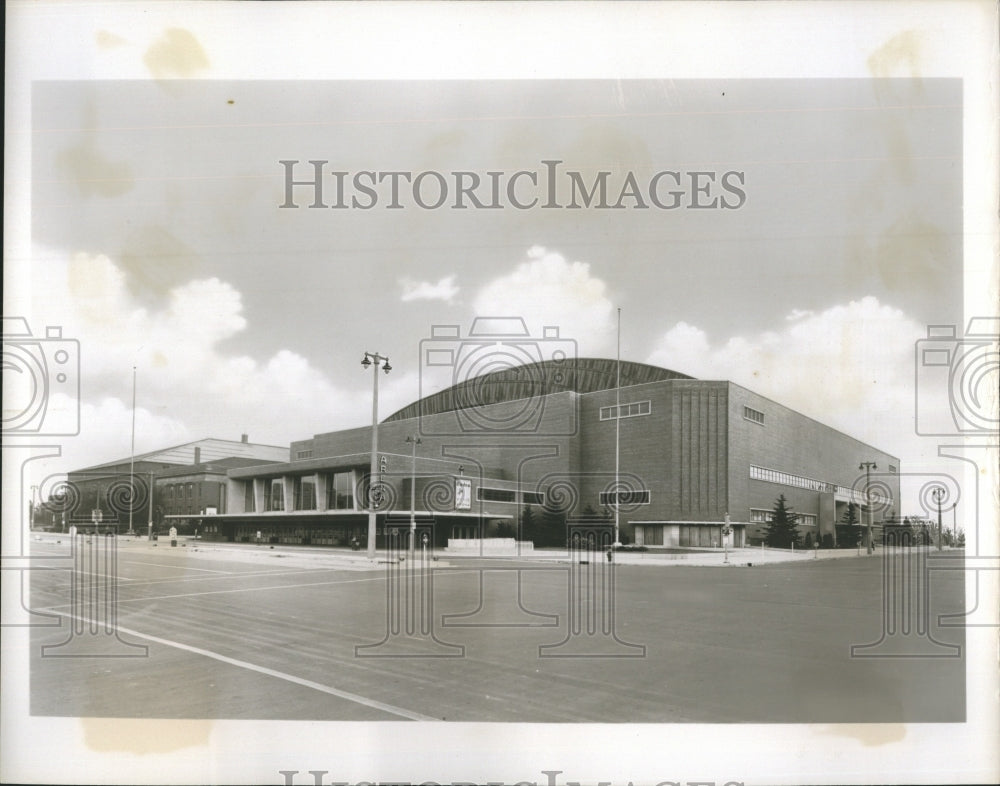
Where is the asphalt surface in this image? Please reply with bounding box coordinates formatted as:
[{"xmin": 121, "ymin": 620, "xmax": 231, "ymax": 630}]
[{"xmin": 27, "ymin": 536, "xmax": 966, "ymax": 723}]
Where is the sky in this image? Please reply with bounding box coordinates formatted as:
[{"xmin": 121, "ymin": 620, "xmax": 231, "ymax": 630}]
[{"xmin": 20, "ymin": 76, "xmax": 971, "ymax": 514}]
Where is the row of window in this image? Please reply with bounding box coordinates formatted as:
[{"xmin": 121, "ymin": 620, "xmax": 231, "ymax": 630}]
[
  {"xmin": 751, "ymin": 465, "xmax": 892, "ymax": 506},
  {"xmin": 474, "ymin": 488, "xmax": 545, "ymax": 505},
  {"xmin": 471, "ymin": 487, "xmax": 650, "ymax": 508},
  {"xmin": 749, "ymin": 508, "xmax": 818, "ymax": 527},
  {"xmin": 750, "ymin": 465, "xmax": 834, "ymax": 494},
  {"xmin": 244, "ymin": 471, "xmax": 355, "ymax": 512},
  {"xmin": 164, "ymin": 482, "xmax": 199, "ymax": 500},
  {"xmin": 242, "ymin": 476, "xmax": 653, "ymax": 511},
  {"xmin": 835, "ymin": 484, "xmax": 891, "ymax": 506},
  {"xmin": 599, "ymin": 400, "xmax": 651, "ymax": 421},
  {"xmin": 599, "ymin": 490, "xmax": 651, "ymax": 506}
]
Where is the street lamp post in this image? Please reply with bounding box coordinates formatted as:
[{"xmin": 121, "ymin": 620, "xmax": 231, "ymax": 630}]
[
  {"xmin": 129, "ymin": 365, "xmax": 137, "ymax": 536},
  {"xmin": 362, "ymin": 351, "xmax": 392, "ymax": 560},
  {"xmin": 406, "ymin": 436, "xmax": 422, "ymax": 561},
  {"xmin": 859, "ymin": 461, "xmax": 877, "ymax": 555},
  {"xmin": 932, "ymin": 486, "xmax": 945, "ymax": 551},
  {"xmin": 147, "ymin": 471, "xmax": 155, "ymax": 541},
  {"xmin": 614, "ymin": 307, "xmax": 622, "ymax": 547},
  {"xmin": 29, "ymin": 484, "xmax": 38, "ymax": 530}
]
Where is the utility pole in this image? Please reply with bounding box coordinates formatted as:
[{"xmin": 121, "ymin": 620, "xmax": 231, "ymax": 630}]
[
  {"xmin": 406, "ymin": 435, "xmax": 421, "ymax": 561},
  {"xmin": 614, "ymin": 307, "xmax": 621, "ymax": 546},
  {"xmin": 859, "ymin": 461, "xmax": 877, "ymax": 555}
]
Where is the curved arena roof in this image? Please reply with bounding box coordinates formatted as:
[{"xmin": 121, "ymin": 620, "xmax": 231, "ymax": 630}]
[{"xmin": 384, "ymin": 358, "xmax": 694, "ymax": 422}]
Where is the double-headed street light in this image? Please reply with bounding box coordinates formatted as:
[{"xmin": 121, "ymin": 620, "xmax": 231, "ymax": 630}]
[
  {"xmin": 932, "ymin": 485, "xmax": 945, "ymax": 551},
  {"xmin": 859, "ymin": 461, "xmax": 877, "ymax": 554},
  {"xmin": 362, "ymin": 351, "xmax": 391, "ymax": 559}
]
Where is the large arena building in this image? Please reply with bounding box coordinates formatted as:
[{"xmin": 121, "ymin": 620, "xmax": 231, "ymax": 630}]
[{"xmin": 202, "ymin": 357, "xmax": 899, "ymax": 550}]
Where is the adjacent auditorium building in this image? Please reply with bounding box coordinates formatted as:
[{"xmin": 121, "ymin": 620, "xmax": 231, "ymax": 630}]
[
  {"xmin": 201, "ymin": 358, "xmax": 898, "ymax": 550},
  {"xmin": 61, "ymin": 437, "xmax": 288, "ymax": 534}
]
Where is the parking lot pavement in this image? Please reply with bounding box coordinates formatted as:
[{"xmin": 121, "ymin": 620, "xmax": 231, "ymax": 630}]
[{"xmin": 27, "ymin": 534, "xmax": 966, "ymax": 723}]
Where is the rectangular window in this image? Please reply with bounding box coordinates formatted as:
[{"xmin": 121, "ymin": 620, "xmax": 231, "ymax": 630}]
[
  {"xmin": 477, "ymin": 487, "xmax": 516, "ymax": 504},
  {"xmin": 600, "ymin": 400, "xmax": 651, "ymax": 421},
  {"xmin": 797, "ymin": 513, "xmax": 817, "ymax": 527},
  {"xmin": 244, "ymin": 482, "xmax": 255, "ymax": 513},
  {"xmin": 599, "ymin": 490, "xmax": 651, "ymax": 506},
  {"xmin": 296, "ymin": 449, "xmax": 313, "ymax": 460},
  {"xmin": 294, "ymin": 477, "xmax": 316, "ymax": 511},
  {"xmin": 521, "ymin": 491, "xmax": 545, "ymax": 505},
  {"xmin": 326, "ymin": 471, "xmax": 354, "ymax": 510},
  {"xmin": 269, "ymin": 479, "xmax": 284, "ymax": 511},
  {"xmin": 642, "ymin": 525, "xmax": 663, "ymax": 546},
  {"xmin": 743, "ymin": 405, "xmax": 765, "ymax": 425},
  {"xmin": 679, "ymin": 524, "xmax": 718, "ymax": 547}
]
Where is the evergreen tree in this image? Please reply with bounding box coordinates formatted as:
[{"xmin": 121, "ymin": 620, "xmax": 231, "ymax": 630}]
[
  {"xmin": 835, "ymin": 501, "xmax": 862, "ymax": 548},
  {"xmin": 541, "ymin": 507, "xmax": 567, "ymax": 547},
  {"xmin": 519, "ymin": 505, "xmax": 537, "ymax": 542},
  {"xmin": 764, "ymin": 494, "xmax": 801, "ymax": 549}
]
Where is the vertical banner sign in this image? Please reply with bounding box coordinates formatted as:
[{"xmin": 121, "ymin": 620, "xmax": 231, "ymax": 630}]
[{"xmin": 454, "ymin": 477, "xmax": 472, "ymax": 511}]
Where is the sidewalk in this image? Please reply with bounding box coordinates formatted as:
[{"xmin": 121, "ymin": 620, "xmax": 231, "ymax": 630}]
[
  {"xmin": 611, "ymin": 546, "xmax": 866, "ymax": 567},
  {"xmin": 31, "ymin": 531, "xmax": 951, "ymax": 570},
  {"xmin": 608, "ymin": 544, "xmax": 950, "ymax": 567},
  {"xmin": 30, "ymin": 532, "xmax": 438, "ymax": 571}
]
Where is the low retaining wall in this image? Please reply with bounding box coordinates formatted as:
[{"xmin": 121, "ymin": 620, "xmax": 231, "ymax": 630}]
[{"xmin": 446, "ymin": 538, "xmax": 534, "ymax": 554}]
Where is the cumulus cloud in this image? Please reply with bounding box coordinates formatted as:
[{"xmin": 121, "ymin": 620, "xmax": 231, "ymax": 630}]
[
  {"xmin": 645, "ymin": 297, "xmax": 981, "ymax": 513},
  {"xmin": 473, "ymin": 246, "xmax": 615, "ymax": 354},
  {"xmin": 399, "ymin": 274, "xmax": 459, "ymax": 303},
  {"xmin": 26, "ymin": 249, "xmax": 412, "ymax": 476},
  {"xmin": 648, "ymin": 296, "xmax": 927, "ymax": 461}
]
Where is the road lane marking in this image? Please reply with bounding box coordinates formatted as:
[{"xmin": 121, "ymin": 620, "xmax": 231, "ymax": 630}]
[
  {"xmin": 102, "ymin": 566, "xmax": 355, "ymax": 589},
  {"xmin": 121, "ymin": 559, "xmax": 234, "ymax": 574},
  {"xmin": 59, "ymin": 613, "xmax": 440, "ymax": 722},
  {"xmin": 40, "ymin": 569, "xmax": 484, "ymax": 609},
  {"xmin": 41, "ymin": 574, "xmax": 388, "ymax": 609}
]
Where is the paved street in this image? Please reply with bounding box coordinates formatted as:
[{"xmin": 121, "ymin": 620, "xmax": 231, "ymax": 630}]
[{"xmin": 28, "ymin": 536, "xmax": 965, "ymax": 722}]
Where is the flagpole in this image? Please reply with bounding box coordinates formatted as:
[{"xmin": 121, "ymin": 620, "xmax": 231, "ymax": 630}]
[
  {"xmin": 614, "ymin": 307, "xmax": 621, "ymax": 546},
  {"xmin": 129, "ymin": 365, "xmax": 136, "ymax": 536}
]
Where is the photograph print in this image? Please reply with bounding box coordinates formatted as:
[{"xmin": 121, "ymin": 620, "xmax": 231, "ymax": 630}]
[{"xmin": 3, "ymin": 4, "xmax": 998, "ymax": 786}]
